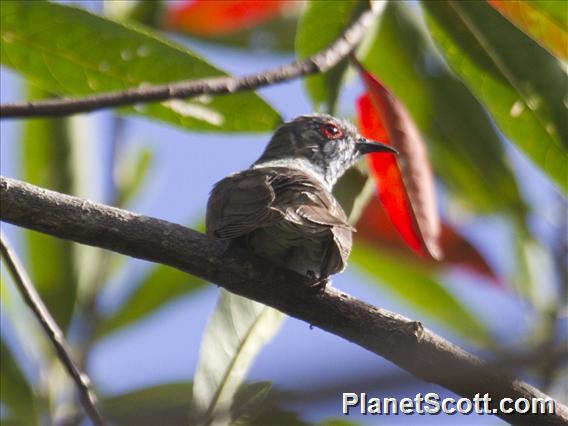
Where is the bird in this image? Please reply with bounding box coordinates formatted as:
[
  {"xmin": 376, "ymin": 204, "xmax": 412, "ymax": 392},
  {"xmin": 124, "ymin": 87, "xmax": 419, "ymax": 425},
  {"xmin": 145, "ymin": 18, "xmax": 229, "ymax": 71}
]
[{"xmin": 206, "ymin": 114, "xmax": 396, "ymax": 288}]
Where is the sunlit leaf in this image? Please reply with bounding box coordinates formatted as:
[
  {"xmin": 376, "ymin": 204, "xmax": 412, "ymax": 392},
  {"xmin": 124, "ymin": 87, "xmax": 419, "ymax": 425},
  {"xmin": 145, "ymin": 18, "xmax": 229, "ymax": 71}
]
[
  {"xmin": 0, "ymin": 1, "xmax": 281, "ymax": 132},
  {"xmin": 0, "ymin": 338, "xmax": 39, "ymax": 426},
  {"xmin": 104, "ymin": 0, "xmax": 163, "ymax": 26},
  {"xmin": 359, "ymin": 1, "xmax": 527, "ymax": 215},
  {"xmin": 355, "ymin": 72, "xmax": 442, "ymax": 260},
  {"xmin": 296, "ymin": 0, "xmax": 368, "ymax": 113},
  {"xmin": 21, "ymin": 86, "xmax": 77, "ymax": 330},
  {"xmin": 95, "ymin": 265, "xmax": 206, "ymax": 338},
  {"xmin": 488, "ymin": 0, "xmax": 568, "ymax": 60},
  {"xmin": 166, "ymin": 0, "xmax": 292, "ymax": 36},
  {"xmin": 351, "ymin": 243, "xmax": 490, "ymax": 344},
  {"xmin": 423, "ymin": 1, "xmax": 568, "ymax": 193},
  {"xmin": 191, "ymin": 290, "xmax": 285, "ymax": 426},
  {"xmin": 356, "ymin": 194, "xmax": 503, "ymax": 286}
]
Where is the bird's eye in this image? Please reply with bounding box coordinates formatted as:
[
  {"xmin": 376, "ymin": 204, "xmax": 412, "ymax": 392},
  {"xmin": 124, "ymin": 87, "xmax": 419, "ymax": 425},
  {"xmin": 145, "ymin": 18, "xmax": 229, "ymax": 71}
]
[{"xmin": 321, "ymin": 122, "xmax": 343, "ymax": 140}]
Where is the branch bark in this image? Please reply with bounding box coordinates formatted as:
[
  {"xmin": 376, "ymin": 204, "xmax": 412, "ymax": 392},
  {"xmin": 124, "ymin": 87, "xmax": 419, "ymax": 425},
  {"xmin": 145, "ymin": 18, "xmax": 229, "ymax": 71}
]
[
  {"xmin": 1, "ymin": 176, "xmax": 567, "ymax": 425},
  {"xmin": 0, "ymin": 233, "xmax": 105, "ymax": 426},
  {"xmin": 0, "ymin": 9, "xmax": 376, "ymax": 119}
]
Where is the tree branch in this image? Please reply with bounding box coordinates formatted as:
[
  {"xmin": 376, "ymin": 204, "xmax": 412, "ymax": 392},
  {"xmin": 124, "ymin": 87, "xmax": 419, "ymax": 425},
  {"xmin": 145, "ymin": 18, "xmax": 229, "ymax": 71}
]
[
  {"xmin": 0, "ymin": 9, "xmax": 376, "ymax": 119},
  {"xmin": 1, "ymin": 175, "xmax": 567, "ymax": 425},
  {"xmin": 0, "ymin": 233, "xmax": 105, "ymax": 426}
]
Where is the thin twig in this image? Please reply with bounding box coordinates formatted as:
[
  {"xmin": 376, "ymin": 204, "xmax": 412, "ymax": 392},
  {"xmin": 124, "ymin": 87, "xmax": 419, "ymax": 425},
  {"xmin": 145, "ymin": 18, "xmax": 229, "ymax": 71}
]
[
  {"xmin": 0, "ymin": 234, "xmax": 105, "ymax": 426},
  {"xmin": 0, "ymin": 9, "xmax": 376, "ymax": 119},
  {"xmin": 1, "ymin": 176, "xmax": 567, "ymax": 425}
]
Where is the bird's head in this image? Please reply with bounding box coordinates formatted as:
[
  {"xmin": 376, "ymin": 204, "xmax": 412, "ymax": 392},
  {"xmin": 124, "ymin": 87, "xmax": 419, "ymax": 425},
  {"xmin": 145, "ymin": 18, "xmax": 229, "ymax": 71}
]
[{"xmin": 254, "ymin": 114, "xmax": 397, "ymax": 189}]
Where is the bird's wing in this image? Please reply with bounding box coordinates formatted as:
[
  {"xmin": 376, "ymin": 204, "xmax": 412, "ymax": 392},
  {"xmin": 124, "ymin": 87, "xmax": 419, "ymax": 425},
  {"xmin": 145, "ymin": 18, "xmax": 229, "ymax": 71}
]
[
  {"xmin": 206, "ymin": 170, "xmax": 282, "ymax": 239},
  {"xmin": 206, "ymin": 168, "xmax": 353, "ymax": 273},
  {"xmin": 295, "ymin": 189, "xmax": 353, "ymax": 275}
]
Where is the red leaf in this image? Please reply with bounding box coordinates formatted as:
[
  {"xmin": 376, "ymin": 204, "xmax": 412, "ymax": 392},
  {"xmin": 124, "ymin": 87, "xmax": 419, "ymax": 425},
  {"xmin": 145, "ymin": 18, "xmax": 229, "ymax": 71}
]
[
  {"xmin": 356, "ymin": 194, "xmax": 503, "ymax": 287},
  {"xmin": 358, "ymin": 94, "xmax": 424, "ymax": 254},
  {"xmin": 354, "ymin": 60, "xmax": 442, "ymax": 259},
  {"xmin": 166, "ymin": 0, "xmax": 291, "ymax": 36}
]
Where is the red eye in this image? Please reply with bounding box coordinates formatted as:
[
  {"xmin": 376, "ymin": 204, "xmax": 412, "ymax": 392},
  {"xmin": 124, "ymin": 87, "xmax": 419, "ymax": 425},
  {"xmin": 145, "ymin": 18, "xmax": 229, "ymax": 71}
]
[{"xmin": 321, "ymin": 122, "xmax": 343, "ymax": 140}]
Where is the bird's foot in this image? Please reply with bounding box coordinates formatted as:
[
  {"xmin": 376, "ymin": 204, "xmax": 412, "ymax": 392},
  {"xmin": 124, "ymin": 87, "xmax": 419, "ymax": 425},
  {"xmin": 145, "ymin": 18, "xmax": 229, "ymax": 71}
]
[{"xmin": 306, "ymin": 271, "xmax": 330, "ymax": 293}]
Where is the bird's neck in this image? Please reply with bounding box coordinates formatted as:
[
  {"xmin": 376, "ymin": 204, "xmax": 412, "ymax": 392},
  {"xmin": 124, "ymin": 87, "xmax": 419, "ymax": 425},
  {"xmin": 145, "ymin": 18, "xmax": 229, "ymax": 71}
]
[{"xmin": 252, "ymin": 158, "xmax": 337, "ymax": 192}]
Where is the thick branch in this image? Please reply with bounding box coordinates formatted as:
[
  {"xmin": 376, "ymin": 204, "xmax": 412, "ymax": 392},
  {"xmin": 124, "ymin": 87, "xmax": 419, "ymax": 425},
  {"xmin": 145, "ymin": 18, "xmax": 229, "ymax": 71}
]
[
  {"xmin": 1, "ymin": 176, "xmax": 567, "ymax": 425},
  {"xmin": 0, "ymin": 10, "xmax": 375, "ymax": 119},
  {"xmin": 0, "ymin": 234, "xmax": 105, "ymax": 426}
]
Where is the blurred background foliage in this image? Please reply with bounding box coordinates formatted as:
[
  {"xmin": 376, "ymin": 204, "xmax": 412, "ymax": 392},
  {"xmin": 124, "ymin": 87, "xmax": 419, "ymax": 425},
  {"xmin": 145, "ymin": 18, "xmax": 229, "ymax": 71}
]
[{"xmin": 0, "ymin": 0, "xmax": 566, "ymax": 425}]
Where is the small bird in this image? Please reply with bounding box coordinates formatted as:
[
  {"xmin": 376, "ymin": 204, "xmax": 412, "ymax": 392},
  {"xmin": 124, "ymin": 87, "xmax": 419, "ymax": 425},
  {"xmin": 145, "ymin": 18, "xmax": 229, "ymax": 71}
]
[{"xmin": 206, "ymin": 114, "xmax": 396, "ymax": 288}]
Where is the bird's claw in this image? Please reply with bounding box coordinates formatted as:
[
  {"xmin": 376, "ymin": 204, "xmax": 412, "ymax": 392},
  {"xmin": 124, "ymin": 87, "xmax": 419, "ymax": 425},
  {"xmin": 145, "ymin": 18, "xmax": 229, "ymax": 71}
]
[{"xmin": 307, "ymin": 272, "xmax": 330, "ymax": 294}]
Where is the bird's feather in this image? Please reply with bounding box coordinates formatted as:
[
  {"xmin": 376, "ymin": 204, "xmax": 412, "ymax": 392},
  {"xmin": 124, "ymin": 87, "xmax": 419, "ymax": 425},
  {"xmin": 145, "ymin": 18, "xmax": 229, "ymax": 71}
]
[{"xmin": 206, "ymin": 166, "xmax": 353, "ymax": 277}]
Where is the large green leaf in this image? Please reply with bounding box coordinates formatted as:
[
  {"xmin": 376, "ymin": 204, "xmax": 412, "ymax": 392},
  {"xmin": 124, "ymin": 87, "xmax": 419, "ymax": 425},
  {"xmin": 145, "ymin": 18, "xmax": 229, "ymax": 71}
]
[
  {"xmin": 488, "ymin": 0, "xmax": 568, "ymax": 61},
  {"xmin": 359, "ymin": 1, "xmax": 526, "ymax": 215},
  {"xmin": 95, "ymin": 265, "xmax": 206, "ymax": 338},
  {"xmin": 103, "ymin": 382, "xmax": 193, "ymax": 426},
  {"xmin": 21, "ymin": 86, "xmax": 78, "ymax": 330},
  {"xmin": 191, "ymin": 290, "xmax": 285, "ymax": 426},
  {"xmin": 296, "ymin": 0, "xmax": 368, "ymax": 113},
  {"xmin": 351, "ymin": 243, "xmax": 490, "ymax": 344},
  {"xmin": 0, "ymin": 338, "xmax": 39, "ymax": 426},
  {"xmin": 423, "ymin": 0, "xmax": 568, "ymax": 193},
  {"xmin": 0, "ymin": 1, "xmax": 281, "ymax": 132},
  {"xmin": 102, "ymin": 381, "xmax": 292, "ymax": 426}
]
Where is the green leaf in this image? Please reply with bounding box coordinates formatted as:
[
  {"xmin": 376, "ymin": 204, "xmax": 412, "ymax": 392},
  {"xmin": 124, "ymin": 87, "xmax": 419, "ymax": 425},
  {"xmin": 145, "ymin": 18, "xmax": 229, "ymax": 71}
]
[
  {"xmin": 351, "ymin": 243, "xmax": 490, "ymax": 344},
  {"xmin": 191, "ymin": 290, "xmax": 285, "ymax": 426},
  {"xmin": 247, "ymin": 410, "xmax": 309, "ymax": 426},
  {"xmin": 0, "ymin": 269, "xmax": 48, "ymax": 388},
  {"xmin": 103, "ymin": 382, "xmax": 193, "ymax": 426},
  {"xmin": 231, "ymin": 381, "xmax": 272, "ymax": 425},
  {"xmin": 318, "ymin": 419, "xmax": 361, "ymax": 426},
  {"xmin": 104, "ymin": 0, "xmax": 163, "ymax": 26},
  {"xmin": 21, "ymin": 86, "xmax": 78, "ymax": 330},
  {"xmin": 0, "ymin": 1, "xmax": 281, "ymax": 132},
  {"xmin": 359, "ymin": 1, "xmax": 526, "ymax": 215},
  {"xmin": 296, "ymin": 0, "xmax": 368, "ymax": 113},
  {"xmin": 332, "ymin": 166, "xmax": 374, "ymax": 225},
  {"xmin": 488, "ymin": 0, "xmax": 568, "ymax": 60},
  {"xmin": 115, "ymin": 146, "xmax": 154, "ymax": 207},
  {"xmin": 102, "ymin": 381, "xmax": 281, "ymax": 426},
  {"xmin": 423, "ymin": 0, "xmax": 568, "ymax": 193},
  {"xmin": 0, "ymin": 338, "xmax": 39, "ymax": 426},
  {"xmin": 95, "ymin": 265, "xmax": 206, "ymax": 338}
]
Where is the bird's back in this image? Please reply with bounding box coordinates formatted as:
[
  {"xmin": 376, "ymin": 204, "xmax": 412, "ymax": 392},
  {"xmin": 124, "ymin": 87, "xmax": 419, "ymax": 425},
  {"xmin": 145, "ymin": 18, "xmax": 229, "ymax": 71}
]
[{"xmin": 206, "ymin": 167, "xmax": 353, "ymax": 278}]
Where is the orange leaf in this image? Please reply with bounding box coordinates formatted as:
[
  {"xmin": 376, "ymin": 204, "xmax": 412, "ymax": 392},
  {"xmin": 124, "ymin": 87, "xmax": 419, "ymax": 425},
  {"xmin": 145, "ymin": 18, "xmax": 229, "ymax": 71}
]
[
  {"xmin": 166, "ymin": 0, "xmax": 291, "ymax": 36},
  {"xmin": 354, "ymin": 61, "xmax": 442, "ymax": 259},
  {"xmin": 356, "ymin": 194, "xmax": 503, "ymax": 287},
  {"xmin": 488, "ymin": 0, "xmax": 567, "ymax": 60}
]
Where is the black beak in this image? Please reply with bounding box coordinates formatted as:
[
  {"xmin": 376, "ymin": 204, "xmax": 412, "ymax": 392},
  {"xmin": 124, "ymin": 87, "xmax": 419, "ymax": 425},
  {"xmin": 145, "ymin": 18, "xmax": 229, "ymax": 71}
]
[{"xmin": 356, "ymin": 138, "xmax": 398, "ymax": 155}]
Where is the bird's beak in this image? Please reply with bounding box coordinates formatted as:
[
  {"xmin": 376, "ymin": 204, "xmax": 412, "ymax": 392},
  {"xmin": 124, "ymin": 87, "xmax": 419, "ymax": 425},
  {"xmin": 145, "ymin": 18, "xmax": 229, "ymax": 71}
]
[{"xmin": 356, "ymin": 138, "xmax": 398, "ymax": 155}]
